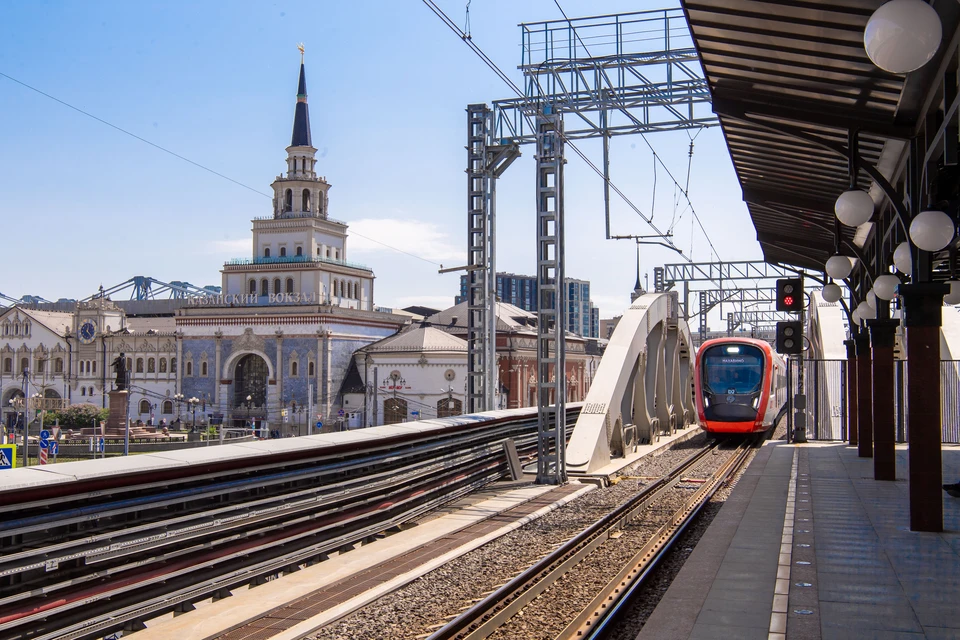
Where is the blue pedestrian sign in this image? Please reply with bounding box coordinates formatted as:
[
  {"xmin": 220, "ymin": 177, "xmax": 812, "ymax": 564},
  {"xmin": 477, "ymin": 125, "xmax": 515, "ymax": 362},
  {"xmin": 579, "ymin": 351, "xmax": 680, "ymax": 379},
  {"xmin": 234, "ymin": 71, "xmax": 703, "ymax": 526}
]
[
  {"xmin": 0, "ymin": 444, "xmax": 15, "ymax": 470},
  {"xmin": 98, "ymin": 437, "xmax": 105, "ymax": 453},
  {"xmin": 315, "ymin": 421, "xmax": 323, "ymax": 429},
  {"xmin": 40, "ymin": 430, "xmax": 50, "ymax": 440}
]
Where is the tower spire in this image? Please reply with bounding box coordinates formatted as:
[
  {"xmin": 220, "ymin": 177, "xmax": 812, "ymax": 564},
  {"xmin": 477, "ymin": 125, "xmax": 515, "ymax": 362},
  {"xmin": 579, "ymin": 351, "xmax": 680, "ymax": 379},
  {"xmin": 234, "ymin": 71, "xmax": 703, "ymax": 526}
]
[{"xmin": 291, "ymin": 45, "xmax": 312, "ymax": 148}]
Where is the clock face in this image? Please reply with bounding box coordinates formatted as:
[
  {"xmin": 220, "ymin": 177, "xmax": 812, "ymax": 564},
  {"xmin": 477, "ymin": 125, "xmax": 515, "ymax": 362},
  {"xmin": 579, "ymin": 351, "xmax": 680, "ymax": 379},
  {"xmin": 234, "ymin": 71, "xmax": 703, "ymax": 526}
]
[{"xmin": 78, "ymin": 320, "xmax": 97, "ymax": 344}]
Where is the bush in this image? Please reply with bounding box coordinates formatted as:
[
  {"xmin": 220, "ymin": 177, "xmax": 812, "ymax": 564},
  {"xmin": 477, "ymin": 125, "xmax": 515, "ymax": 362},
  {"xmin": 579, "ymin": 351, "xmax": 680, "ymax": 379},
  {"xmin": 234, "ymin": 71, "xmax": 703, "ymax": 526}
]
[{"xmin": 47, "ymin": 403, "xmax": 109, "ymax": 429}]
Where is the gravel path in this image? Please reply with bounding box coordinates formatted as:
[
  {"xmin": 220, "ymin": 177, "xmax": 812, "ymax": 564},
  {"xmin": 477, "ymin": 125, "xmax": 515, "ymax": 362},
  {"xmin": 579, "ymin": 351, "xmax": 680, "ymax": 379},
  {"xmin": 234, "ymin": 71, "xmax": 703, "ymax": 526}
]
[{"xmin": 310, "ymin": 432, "xmax": 712, "ymax": 640}]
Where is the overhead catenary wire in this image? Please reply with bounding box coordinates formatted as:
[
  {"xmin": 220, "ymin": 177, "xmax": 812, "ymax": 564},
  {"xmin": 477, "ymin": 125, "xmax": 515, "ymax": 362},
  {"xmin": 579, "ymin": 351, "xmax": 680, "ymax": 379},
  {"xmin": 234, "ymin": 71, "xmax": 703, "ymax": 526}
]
[{"xmin": 0, "ymin": 70, "xmax": 444, "ymax": 268}]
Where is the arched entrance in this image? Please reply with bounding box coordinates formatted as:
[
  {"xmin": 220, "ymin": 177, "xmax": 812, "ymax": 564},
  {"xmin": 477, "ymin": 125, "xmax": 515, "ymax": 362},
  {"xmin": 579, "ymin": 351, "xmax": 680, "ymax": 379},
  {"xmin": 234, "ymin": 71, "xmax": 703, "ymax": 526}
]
[
  {"xmin": 234, "ymin": 354, "xmax": 268, "ymax": 427},
  {"xmin": 383, "ymin": 398, "xmax": 407, "ymax": 425},
  {"xmin": 437, "ymin": 397, "xmax": 462, "ymax": 418}
]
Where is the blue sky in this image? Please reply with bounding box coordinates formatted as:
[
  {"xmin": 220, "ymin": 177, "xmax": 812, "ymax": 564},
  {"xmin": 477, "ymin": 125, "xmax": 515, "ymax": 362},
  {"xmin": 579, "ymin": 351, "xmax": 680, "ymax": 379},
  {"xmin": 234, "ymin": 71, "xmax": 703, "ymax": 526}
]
[{"xmin": 0, "ymin": 0, "xmax": 760, "ymax": 318}]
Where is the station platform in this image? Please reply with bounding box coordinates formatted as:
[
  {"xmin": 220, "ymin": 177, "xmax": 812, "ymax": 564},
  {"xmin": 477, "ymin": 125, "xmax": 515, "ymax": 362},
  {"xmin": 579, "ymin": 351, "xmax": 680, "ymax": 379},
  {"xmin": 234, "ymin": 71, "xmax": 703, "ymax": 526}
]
[{"xmin": 638, "ymin": 441, "xmax": 960, "ymax": 640}]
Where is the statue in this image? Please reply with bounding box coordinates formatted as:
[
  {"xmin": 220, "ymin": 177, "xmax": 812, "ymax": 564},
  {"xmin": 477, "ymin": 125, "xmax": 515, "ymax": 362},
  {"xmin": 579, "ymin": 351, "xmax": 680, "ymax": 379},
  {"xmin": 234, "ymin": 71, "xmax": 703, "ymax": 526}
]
[{"xmin": 111, "ymin": 353, "xmax": 128, "ymax": 391}]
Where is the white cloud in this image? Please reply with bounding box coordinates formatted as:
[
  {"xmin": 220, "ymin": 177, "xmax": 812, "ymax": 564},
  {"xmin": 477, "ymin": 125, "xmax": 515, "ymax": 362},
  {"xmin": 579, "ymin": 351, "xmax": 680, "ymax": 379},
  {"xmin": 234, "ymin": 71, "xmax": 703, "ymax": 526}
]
[
  {"xmin": 348, "ymin": 219, "xmax": 463, "ymax": 264},
  {"xmin": 209, "ymin": 239, "xmax": 251, "ymax": 254}
]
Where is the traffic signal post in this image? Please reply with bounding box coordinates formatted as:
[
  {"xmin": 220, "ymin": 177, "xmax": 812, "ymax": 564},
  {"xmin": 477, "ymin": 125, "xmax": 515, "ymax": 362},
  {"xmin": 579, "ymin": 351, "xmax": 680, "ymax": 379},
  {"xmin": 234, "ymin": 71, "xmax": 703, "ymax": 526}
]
[{"xmin": 775, "ymin": 277, "xmax": 806, "ymax": 443}]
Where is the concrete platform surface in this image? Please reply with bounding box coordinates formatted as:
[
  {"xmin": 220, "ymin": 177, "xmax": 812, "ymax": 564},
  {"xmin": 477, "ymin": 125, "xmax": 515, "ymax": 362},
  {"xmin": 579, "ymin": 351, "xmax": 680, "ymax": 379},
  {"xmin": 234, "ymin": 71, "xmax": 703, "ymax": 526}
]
[{"xmin": 638, "ymin": 441, "xmax": 960, "ymax": 640}]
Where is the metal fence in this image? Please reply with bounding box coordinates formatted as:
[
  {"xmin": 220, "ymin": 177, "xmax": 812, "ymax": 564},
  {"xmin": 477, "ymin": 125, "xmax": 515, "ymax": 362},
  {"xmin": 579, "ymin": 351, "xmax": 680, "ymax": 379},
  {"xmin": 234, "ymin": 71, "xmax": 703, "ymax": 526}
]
[{"xmin": 790, "ymin": 358, "xmax": 960, "ymax": 444}]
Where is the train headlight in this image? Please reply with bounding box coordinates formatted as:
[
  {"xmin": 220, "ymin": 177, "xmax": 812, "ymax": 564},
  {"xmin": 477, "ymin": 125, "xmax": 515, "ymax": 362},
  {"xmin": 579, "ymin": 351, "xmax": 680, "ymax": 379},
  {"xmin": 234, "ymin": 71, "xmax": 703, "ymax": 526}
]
[{"xmin": 752, "ymin": 397, "xmax": 759, "ymax": 409}]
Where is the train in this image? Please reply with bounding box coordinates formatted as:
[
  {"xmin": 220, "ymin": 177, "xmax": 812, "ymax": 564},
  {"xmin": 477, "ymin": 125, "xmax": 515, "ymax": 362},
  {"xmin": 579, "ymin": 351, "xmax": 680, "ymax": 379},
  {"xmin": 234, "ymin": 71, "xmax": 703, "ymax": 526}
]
[{"xmin": 694, "ymin": 337, "xmax": 787, "ymax": 434}]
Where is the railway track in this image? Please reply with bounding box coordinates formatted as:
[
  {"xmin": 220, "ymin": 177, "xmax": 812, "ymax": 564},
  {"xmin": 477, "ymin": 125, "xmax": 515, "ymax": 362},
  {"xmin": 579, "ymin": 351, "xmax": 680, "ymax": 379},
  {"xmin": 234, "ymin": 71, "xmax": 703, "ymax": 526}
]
[
  {"xmin": 0, "ymin": 407, "xmax": 579, "ymax": 640},
  {"xmin": 426, "ymin": 436, "xmax": 759, "ymax": 640}
]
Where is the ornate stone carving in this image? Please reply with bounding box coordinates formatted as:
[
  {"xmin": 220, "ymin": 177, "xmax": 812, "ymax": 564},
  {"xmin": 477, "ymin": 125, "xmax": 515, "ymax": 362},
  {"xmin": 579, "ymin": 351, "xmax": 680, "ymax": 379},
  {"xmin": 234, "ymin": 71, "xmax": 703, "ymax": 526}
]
[{"xmin": 234, "ymin": 328, "xmax": 266, "ymax": 354}]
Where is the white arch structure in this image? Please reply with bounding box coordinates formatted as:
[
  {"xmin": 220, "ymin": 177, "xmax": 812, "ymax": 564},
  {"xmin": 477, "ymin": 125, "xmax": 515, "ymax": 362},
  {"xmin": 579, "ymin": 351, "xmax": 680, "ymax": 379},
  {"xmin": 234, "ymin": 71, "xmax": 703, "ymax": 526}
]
[{"xmin": 567, "ymin": 292, "xmax": 696, "ymax": 473}]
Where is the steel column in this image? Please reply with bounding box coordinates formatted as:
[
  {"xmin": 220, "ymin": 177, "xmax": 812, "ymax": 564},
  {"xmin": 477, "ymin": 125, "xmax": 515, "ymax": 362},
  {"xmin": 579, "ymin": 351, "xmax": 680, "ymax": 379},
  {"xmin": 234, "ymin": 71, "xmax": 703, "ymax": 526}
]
[
  {"xmin": 844, "ymin": 339, "xmax": 858, "ymax": 447},
  {"xmin": 855, "ymin": 332, "xmax": 873, "ymax": 458},
  {"xmin": 466, "ymin": 105, "xmax": 492, "ymax": 413},
  {"xmin": 868, "ymin": 319, "xmax": 898, "ymax": 481},
  {"xmin": 900, "ymin": 283, "xmax": 948, "ymax": 532},
  {"xmin": 535, "ymin": 112, "xmax": 566, "ymax": 485}
]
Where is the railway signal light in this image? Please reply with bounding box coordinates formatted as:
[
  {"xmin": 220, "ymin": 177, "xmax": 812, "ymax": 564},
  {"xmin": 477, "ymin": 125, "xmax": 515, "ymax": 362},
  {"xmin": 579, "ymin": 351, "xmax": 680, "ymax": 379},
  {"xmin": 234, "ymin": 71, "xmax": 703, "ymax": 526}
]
[
  {"xmin": 776, "ymin": 321, "xmax": 803, "ymax": 355},
  {"xmin": 776, "ymin": 278, "xmax": 804, "ymax": 312}
]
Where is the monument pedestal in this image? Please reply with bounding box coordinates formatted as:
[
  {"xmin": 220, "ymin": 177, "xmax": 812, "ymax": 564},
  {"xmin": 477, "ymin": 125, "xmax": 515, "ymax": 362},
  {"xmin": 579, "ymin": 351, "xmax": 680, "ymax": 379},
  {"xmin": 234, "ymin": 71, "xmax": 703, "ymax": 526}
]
[{"xmin": 106, "ymin": 391, "xmax": 129, "ymax": 432}]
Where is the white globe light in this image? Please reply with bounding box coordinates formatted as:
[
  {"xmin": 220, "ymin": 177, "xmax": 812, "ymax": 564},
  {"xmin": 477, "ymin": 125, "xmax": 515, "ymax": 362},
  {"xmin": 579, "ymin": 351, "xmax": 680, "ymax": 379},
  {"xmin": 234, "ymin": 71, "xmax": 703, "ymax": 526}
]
[
  {"xmin": 909, "ymin": 210, "xmax": 955, "ymax": 252},
  {"xmin": 945, "ymin": 281, "xmax": 960, "ymax": 305},
  {"xmin": 857, "ymin": 301, "xmax": 877, "ymax": 321},
  {"xmin": 851, "ymin": 308, "xmax": 862, "ymax": 324},
  {"xmin": 866, "ymin": 289, "xmax": 878, "ymax": 309},
  {"xmin": 864, "ymin": 0, "xmax": 942, "ymax": 74},
  {"xmin": 835, "ymin": 189, "xmax": 875, "ymax": 227},
  {"xmin": 821, "ymin": 283, "xmax": 843, "ymax": 303},
  {"xmin": 873, "ymin": 274, "xmax": 901, "ymax": 300},
  {"xmin": 893, "ymin": 241, "xmax": 913, "ymax": 275},
  {"xmin": 825, "ymin": 255, "xmax": 854, "ymax": 280}
]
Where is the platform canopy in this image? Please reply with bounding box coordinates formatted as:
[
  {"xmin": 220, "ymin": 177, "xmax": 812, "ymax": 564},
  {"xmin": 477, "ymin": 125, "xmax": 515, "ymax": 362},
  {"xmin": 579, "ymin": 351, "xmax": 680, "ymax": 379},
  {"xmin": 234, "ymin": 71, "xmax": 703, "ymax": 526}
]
[{"xmin": 680, "ymin": 0, "xmax": 960, "ymax": 275}]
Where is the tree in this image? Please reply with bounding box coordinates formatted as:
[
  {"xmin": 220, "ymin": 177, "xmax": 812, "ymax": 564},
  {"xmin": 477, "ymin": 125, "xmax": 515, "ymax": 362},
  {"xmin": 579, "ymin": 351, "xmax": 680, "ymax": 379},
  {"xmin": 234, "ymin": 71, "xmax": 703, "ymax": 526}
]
[{"xmin": 48, "ymin": 403, "xmax": 109, "ymax": 429}]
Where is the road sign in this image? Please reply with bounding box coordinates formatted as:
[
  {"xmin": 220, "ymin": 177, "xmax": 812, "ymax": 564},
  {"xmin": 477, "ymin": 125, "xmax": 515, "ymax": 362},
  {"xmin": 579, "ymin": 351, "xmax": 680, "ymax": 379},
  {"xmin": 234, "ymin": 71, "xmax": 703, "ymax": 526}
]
[
  {"xmin": 411, "ymin": 410, "xmax": 420, "ymax": 417},
  {"xmin": 0, "ymin": 445, "xmax": 15, "ymax": 470},
  {"xmin": 315, "ymin": 421, "xmax": 323, "ymax": 429},
  {"xmin": 40, "ymin": 429, "xmax": 50, "ymax": 440},
  {"xmin": 51, "ymin": 442, "xmax": 59, "ymax": 455},
  {"xmin": 39, "ymin": 439, "xmax": 49, "ymax": 449},
  {"xmin": 338, "ymin": 409, "xmax": 345, "ymax": 417},
  {"xmin": 98, "ymin": 437, "xmax": 105, "ymax": 453}
]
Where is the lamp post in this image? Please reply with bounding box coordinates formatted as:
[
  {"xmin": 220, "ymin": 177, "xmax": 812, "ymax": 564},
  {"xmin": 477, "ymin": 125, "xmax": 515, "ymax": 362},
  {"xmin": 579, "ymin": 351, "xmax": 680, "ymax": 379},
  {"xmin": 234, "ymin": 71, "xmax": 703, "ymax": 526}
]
[
  {"xmin": 173, "ymin": 393, "xmax": 184, "ymax": 428},
  {"xmin": 296, "ymin": 405, "xmax": 304, "ymax": 436},
  {"xmin": 187, "ymin": 396, "xmax": 199, "ymax": 437},
  {"xmin": 245, "ymin": 394, "xmax": 253, "ymax": 435}
]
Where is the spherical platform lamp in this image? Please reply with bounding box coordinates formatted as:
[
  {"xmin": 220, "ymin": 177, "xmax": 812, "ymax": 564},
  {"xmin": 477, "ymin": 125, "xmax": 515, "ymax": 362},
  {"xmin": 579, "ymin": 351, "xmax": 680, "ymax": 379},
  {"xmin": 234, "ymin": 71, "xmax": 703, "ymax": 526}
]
[
  {"xmin": 821, "ymin": 283, "xmax": 843, "ymax": 303},
  {"xmin": 857, "ymin": 301, "xmax": 877, "ymax": 321},
  {"xmin": 909, "ymin": 210, "xmax": 955, "ymax": 252},
  {"xmin": 825, "ymin": 255, "xmax": 854, "ymax": 280},
  {"xmin": 851, "ymin": 308, "xmax": 862, "ymax": 325},
  {"xmin": 893, "ymin": 242, "xmax": 913, "ymax": 275},
  {"xmin": 835, "ymin": 189, "xmax": 874, "ymax": 227},
  {"xmin": 866, "ymin": 289, "xmax": 878, "ymax": 309},
  {"xmin": 864, "ymin": 0, "xmax": 942, "ymax": 74},
  {"xmin": 873, "ymin": 274, "xmax": 901, "ymax": 301}
]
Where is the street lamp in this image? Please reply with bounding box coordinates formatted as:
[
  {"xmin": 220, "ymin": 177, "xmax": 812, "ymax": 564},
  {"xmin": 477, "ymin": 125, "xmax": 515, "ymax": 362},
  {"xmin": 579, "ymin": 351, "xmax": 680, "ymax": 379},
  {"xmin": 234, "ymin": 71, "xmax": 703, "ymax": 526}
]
[
  {"xmin": 173, "ymin": 393, "xmax": 184, "ymax": 427},
  {"xmin": 187, "ymin": 396, "xmax": 200, "ymax": 435},
  {"xmin": 245, "ymin": 394, "xmax": 253, "ymax": 435}
]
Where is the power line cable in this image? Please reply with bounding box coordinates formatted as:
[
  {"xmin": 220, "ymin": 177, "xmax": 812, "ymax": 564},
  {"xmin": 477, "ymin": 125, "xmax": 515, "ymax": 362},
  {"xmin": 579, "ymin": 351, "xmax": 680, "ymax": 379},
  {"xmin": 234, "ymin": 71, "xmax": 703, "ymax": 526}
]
[{"xmin": 0, "ymin": 70, "xmax": 444, "ymax": 268}]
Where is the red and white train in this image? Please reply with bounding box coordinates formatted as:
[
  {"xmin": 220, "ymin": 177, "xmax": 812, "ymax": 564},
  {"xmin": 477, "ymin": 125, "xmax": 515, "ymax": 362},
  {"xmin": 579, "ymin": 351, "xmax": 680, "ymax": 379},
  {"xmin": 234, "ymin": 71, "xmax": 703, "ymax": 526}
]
[{"xmin": 694, "ymin": 338, "xmax": 787, "ymax": 434}]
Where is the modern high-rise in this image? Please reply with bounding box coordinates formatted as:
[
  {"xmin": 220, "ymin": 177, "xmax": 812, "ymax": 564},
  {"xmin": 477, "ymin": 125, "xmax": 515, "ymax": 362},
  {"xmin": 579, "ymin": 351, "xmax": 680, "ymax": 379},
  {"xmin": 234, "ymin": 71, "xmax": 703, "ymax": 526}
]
[{"xmin": 456, "ymin": 272, "xmax": 598, "ymax": 338}]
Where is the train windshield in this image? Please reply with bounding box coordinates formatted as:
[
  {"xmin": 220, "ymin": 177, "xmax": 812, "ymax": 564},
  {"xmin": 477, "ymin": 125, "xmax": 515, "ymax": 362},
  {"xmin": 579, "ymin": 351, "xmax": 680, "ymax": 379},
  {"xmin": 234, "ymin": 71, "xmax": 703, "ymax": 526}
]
[{"xmin": 701, "ymin": 344, "xmax": 765, "ymax": 395}]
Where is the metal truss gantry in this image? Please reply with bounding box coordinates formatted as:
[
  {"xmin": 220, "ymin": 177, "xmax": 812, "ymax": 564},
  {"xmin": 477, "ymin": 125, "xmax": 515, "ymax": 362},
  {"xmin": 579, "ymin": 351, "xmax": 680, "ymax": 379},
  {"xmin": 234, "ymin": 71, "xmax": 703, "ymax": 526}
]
[
  {"xmin": 467, "ymin": 9, "xmax": 716, "ymax": 483},
  {"xmin": 82, "ymin": 276, "xmax": 221, "ymax": 302}
]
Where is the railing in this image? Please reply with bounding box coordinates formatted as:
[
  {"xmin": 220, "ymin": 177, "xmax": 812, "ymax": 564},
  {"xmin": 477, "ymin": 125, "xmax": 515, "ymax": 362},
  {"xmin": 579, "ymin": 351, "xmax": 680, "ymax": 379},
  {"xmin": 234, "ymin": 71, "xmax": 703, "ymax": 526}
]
[
  {"xmin": 252, "ymin": 213, "xmax": 348, "ymax": 225},
  {"xmin": 223, "ymin": 255, "xmax": 371, "ymax": 271}
]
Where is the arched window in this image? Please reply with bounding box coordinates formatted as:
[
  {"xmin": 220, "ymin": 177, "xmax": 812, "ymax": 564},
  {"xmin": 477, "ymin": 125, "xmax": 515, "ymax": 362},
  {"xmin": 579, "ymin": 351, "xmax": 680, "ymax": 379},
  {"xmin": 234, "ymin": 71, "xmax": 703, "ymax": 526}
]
[
  {"xmin": 249, "ymin": 279, "xmax": 256, "ymax": 294},
  {"xmin": 273, "ymin": 278, "xmax": 282, "ymax": 294},
  {"xmin": 171, "ymin": 357, "xmax": 177, "ymax": 373},
  {"xmin": 147, "ymin": 357, "xmax": 156, "ymax": 373},
  {"xmin": 308, "ymin": 361, "xmax": 315, "ymax": 377},
  {"xmin": 261, "ymin": 279, "xmax": 268, "ymax": 296},
  {"xmin": 186, "ymin": 361, "xmax": 193, "ymax": 376},
  {"xmin": 20, "ymin": 357, "xmax": 28, "ymax": 373},
  {"xmin": 264, "ymin": 248, "xmax": 271, "ymax": 258},
  {"xmin": 55, "ymin": 358, "xmax": 63, "ymax": 373},
  {"xmin": 302, "ymin": 189, "xmax": 311, "ymax": 211},
  {"xmin": 92, "ymin": 361, "xmax": 96, "ymax": 373},
  {"xmin": 295, "ymin": 246, "xmax": 303, "ymax": 257},
  {"xmin": 326, "ymin": 248, "xmax": 331, "ymax": 258},
  {"xmin": 136, "ymin": 358, "xmax": 144, "ymax": 373},
  {"xmin": 139, "ymin": 399, "xmax": 150, "ymax": 414},
  {"xmin": 286, "ymin": 278, "xmax": 294, "ymax": 293},
  {"xmin": 284, "ymin": 189, "xmax": 292, "ymax": 212},
  {"xmin": 201, "ymin": 361, "xmax": 208, "ymax": 377},
  {"xmin": 291, "ymin": 361, "xmax": 298, "ymax": 377},
  {"xmin": 3, "ymin": 358, "xmax": 11, "ymax": 373},
  {"xmin": 162, "ymin": 400, "xmax": 173, "ymax": 414},
  {"xmin": 334, "ymin": 249, "xmax": 339, "ymax": 260},
  {"xmin": 36, "ymin": 359, "xmax": 45, "ymax": 373},
  {"xmin": 280, "ymin": 247, "xmax": 287, "ymax": 257},
  {"xmin": 126, "ymin": 357, "xmax": 132, "ymax": 372},
  {"xmin": 159, "ymin": 358, "xmax": 167, "ymax": 373},
  {"xmin": 317, "ymin": 247, "xmax": 321, "ymax": 256},
  {"xmin": 81, "ymin": 387, "xmax": 86, "ymax": 397}
]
